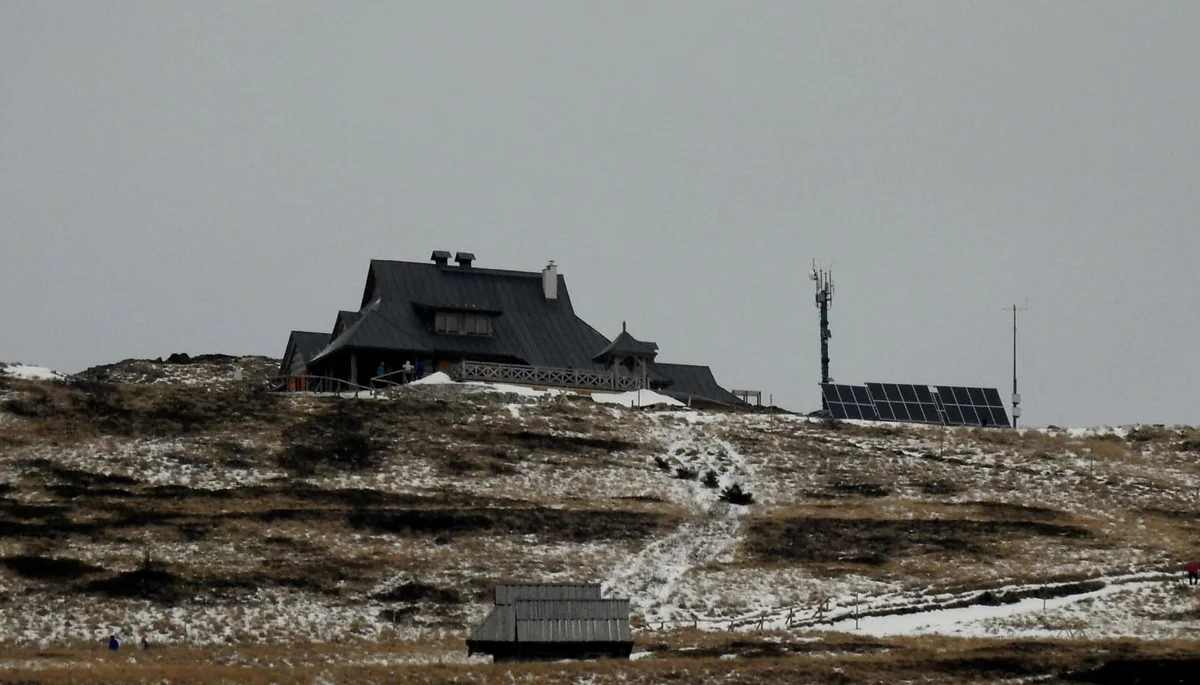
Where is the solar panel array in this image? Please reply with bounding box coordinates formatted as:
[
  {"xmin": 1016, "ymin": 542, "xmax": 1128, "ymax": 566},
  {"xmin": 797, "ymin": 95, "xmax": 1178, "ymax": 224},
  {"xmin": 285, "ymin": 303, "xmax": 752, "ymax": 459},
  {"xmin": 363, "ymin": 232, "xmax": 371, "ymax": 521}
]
[
  {"xmin": 820, "ymin": 382, "xmax": 1010, "ymax": 427},
  {"xmin": 867, "ymin": 383, "xmax": 942, "ymax": 424},
  {"xmin": 820, "ymin": 383, "xmax": 878, "ymax": 421},
  {"xmin": 935, "ymin": 385, "xmax": 1010, "ymax": 427}
]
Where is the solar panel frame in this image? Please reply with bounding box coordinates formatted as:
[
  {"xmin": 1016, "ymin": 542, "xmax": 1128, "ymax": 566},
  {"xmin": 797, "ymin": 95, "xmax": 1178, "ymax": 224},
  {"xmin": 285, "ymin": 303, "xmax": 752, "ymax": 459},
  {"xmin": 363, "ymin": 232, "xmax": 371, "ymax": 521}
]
[
  {"xmin": 866, "ymin": 382, "xmax": 943, "ymax": 425},
  {"xmin": 933, "ymin": 385, "xmax": 1011, "ymax": 428},
  {"xmin": 821, "ymin": 383, "xmax": 879, "ymax": 421},
  {"xmin": 875, "ymin": 401, "xmax": 895, "ymax": 420},
  {"xmin": 916, "ymin": 403, "xmax": 941, "ymax": 423},
  {"xmin": 983, "ymin": 387, "xmax": 1003, "ymax": 406},
  {"xmin": 943, "ymin": 404, "xmax": 964, "ymax": 424},
  {"xmin": 989, "ymin": 404, "xmax": 1011, "ymax": 427},
  {"xmin": 829, "ymin": 382, "xmax": 1009, "ymax": 428},
  {"xmin": 852, "ymin": 386, "xmax": 873, "ymax": 405}
]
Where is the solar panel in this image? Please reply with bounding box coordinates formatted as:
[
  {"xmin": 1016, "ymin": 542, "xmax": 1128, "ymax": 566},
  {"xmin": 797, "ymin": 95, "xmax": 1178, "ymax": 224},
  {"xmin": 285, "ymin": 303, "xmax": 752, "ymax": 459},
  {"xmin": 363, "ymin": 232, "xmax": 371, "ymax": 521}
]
[
  {"xmin": 867, "ymin": 383, "xmax": 943, "ymax": 425},
  {"xmin": 820, "ymin": 383, "xmax": 879, "ymax": 421},
  {"xmin": 823, "ymin": 382, "xmax": 1009, "ymax": 428},
  {"xmin": 934, "ymin": 385, "xmax": 1010, "ymax": 427}
]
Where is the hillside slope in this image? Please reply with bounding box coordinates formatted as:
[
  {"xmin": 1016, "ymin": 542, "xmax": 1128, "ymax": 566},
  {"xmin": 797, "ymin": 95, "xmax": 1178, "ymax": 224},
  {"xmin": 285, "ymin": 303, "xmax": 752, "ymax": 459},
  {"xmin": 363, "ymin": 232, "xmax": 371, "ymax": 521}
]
[{"xmin": 0, "ymin": 370, "xmax": 1198, "ymax": 682}]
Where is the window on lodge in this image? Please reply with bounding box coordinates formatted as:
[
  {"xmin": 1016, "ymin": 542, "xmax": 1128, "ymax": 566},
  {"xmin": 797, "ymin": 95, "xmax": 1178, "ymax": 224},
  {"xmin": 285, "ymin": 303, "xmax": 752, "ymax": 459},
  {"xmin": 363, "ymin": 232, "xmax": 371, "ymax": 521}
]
[{"xmin": 435, "ymin": 311, "xmax": 494, "ymax": 336}]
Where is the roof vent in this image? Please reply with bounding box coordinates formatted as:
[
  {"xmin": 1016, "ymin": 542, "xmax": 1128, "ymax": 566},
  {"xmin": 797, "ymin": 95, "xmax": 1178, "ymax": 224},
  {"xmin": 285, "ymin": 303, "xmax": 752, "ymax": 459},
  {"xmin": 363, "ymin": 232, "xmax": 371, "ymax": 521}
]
[
  {"xmin": 430, "ymin": 250, "xmax": 451, "ymax": 265},
  {"xmin": 455, "ymin": 251, "xmax": 476, "ymax": 268}
]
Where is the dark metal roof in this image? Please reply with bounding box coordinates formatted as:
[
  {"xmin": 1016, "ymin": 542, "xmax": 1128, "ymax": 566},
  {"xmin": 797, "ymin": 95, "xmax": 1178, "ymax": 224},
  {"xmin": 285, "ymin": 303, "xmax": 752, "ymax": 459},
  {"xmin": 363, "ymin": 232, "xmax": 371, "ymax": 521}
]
[
  {"xmin": 334, "ymin": 310, "xmax": 360, "ymax": 333},
  {"xmin": 291, "ymin": 331, "xmax": 331, "ymax": 362},
  {"xmin": 309, "ymin": 260, "xmax": 611, "ymax": 369},
  {"xmin": 279, "ymin": 331, "xmax": 331, "ymax": 375},
  {"xmin": 593, "ymin": 328, "xmax": 659, "ymax": 362},
  {"xmin": 495, "ymin": 582, "xmax": 602, "ymax": 605},
  {"xmin": 651, "ymin": 362, "xmax": 741, "ymax": 405},
  {"xmin": 517, "ymin": 617, "xmax": 631, "ymax": 643},
  {"xmin": 514, "ymin": 600, "xmax": 629, "ymax": 620},
  {"xmin": 469, "ymin": 606, "xmax": 513, "ymax": 642},
  {"xmin": 468, "ymin": 599, "xmax": 632, "ymax": 645}
]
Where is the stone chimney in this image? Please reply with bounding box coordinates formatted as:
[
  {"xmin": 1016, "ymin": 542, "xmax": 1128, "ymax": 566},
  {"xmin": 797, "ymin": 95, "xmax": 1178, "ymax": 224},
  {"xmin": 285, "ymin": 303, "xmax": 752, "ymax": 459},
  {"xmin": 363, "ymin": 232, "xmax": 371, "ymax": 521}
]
[{"xmin": 542, "ymin": 261, "xmax": 558, "ymax": 300}]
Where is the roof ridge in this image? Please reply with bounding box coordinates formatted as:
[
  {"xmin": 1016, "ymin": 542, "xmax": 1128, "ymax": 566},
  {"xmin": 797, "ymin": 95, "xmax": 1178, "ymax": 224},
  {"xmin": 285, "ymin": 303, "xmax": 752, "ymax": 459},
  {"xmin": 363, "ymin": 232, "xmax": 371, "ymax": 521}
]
[{"xmin": 370, "ymin": 259, "xmax": 544, "ymax": 279}]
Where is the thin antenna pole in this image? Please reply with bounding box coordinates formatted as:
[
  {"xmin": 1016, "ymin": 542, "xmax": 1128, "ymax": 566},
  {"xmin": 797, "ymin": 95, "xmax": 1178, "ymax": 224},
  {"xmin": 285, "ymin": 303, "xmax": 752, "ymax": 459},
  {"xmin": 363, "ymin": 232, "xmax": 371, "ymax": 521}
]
[{"xmin": 1006, "ymin": 300, "xmax": 1028, "ymax": 427}]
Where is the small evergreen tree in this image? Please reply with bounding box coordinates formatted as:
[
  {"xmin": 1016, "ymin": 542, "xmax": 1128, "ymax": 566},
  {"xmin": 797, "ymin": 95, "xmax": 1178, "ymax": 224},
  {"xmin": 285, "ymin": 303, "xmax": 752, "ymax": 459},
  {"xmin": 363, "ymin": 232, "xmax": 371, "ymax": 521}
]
[{"xmin": 719, "ymin": 483, "xmax": 754, "ymax": 505}]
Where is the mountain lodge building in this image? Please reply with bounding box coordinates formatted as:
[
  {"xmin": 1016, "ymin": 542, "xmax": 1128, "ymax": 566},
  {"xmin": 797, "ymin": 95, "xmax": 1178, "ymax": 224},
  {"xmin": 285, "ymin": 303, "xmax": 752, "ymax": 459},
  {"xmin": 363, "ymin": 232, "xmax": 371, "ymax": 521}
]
[{"xmin": 279, "ymin": 251, "xmax": 739, "ymax": 406}]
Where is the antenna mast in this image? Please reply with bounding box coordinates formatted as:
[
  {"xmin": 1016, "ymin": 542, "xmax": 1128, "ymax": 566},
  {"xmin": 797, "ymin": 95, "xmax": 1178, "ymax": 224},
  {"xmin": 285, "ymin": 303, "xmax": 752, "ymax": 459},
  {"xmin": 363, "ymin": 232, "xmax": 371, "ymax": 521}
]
[
  {"xmin": 1006, "ymin": 300, "xmax": 1028, "ymax": 427},
  {"xmin": 812, "ymin": 261, "xmax": 834, "ymax": 408}
]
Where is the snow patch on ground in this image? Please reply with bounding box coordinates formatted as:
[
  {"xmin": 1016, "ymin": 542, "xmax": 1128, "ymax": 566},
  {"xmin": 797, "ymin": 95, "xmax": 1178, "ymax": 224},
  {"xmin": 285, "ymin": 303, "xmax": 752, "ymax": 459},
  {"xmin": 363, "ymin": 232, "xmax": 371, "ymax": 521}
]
[
  {"xmin": 815, "ymin": 575, "xmax": 1186, "ymax": 639},
  {"xmin": 591, "ymin": 389, "xmax": 684, "ymax": 408},
  {"xmin": 403, "ymin": 374, "xmax": 686, "ymax": 408},
  {"xmin": 0, "ymin": 362, "xmax": 65, "ymax": 381},
  {"xmin": 605, "ymin": 506, "xmax": 744, "ymax": 624},
  {"xmin": 408, "ymin": 372, "xmax": 455, "ymax": 386}
]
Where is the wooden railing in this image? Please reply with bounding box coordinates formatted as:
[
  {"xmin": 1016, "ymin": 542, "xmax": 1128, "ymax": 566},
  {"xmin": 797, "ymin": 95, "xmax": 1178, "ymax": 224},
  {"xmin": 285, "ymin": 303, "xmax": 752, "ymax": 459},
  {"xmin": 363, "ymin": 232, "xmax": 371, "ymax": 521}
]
[
  {"xmin": 451, "ymin": 361, "xmax": 644, "ymax": 391},
  {"xmin": 275, "ymin": 362, "xmax": 644, "ymax": 396},
  {"xmin": 272, "ymin": 375, "xmax": 374, "ymax": 395}
]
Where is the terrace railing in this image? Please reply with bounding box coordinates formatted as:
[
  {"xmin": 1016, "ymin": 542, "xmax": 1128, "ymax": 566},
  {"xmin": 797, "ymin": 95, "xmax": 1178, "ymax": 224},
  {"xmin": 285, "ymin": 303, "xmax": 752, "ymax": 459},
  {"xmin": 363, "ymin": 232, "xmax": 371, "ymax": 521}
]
[
  {"xmin": 451, "ymin": 361, "xmax": 644, "ymax": 392},
  {"xmin": 271, "ymin": 375, "xmax": 374, "ymax": 396}
]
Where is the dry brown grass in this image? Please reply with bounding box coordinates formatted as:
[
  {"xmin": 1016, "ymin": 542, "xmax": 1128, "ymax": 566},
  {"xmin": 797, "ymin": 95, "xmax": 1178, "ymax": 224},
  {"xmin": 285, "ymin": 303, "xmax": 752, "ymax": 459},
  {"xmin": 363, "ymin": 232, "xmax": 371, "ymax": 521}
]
[
  {"xmin": 3, "ymin": 635, "xmax": 1198, "ymax": 684},
  {"xmin": 5, "ymin": 379, "xmax": 1200, "ymax": 681}
]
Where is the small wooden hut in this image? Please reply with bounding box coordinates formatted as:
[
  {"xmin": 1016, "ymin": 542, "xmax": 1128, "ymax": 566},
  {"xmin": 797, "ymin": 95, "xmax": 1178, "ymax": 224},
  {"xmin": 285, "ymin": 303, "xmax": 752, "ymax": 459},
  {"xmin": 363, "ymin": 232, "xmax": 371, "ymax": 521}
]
[{"xmin": 467, "ymin": 582, "xmax": 634, "ymax": 662}]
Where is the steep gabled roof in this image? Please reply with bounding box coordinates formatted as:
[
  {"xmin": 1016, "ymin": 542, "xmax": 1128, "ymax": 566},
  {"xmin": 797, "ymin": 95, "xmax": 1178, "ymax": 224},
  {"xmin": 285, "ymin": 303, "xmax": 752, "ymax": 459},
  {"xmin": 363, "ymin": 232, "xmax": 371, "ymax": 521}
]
[
  {"xmin": 651, "ymin": 362, "xmax": 741, "ymax": 405},
  {"xmin": 279, "ymin": 330, "xmax": 331, "ymax": 376},
  {"xmin": 332, "ymin": 310, "xmax": 361, "ymax": 338},
  {"xmin": 310, "ymin": 260, "xmax": 611, "ymax": 368}
]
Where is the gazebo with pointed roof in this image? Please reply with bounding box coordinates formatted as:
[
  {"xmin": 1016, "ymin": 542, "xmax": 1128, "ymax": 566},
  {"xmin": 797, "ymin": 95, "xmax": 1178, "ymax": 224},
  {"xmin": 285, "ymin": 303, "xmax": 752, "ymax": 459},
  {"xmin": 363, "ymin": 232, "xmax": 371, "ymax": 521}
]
[{"xmin": 593, "ymin": 323, "xmax": 657, "ymax": 389}]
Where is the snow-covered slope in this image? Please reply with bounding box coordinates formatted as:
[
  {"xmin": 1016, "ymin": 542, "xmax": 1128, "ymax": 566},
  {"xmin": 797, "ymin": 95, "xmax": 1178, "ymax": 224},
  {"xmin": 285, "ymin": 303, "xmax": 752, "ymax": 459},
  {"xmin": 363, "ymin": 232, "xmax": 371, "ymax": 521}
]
[
  {"xmin": 0, "ymin": 362, "xmax": 65, "ymax": 381},
  {"xmin": 0, "ymin": 375, "xmax": 1197, "ymax": 659}
]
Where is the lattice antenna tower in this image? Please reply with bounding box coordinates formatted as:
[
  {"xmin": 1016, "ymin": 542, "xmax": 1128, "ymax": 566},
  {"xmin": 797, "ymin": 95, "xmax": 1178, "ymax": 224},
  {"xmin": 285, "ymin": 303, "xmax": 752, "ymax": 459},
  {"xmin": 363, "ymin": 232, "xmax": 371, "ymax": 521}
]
[{"xmin": 811, "ymin": 261, "xmax": 835, "ymax": 408}]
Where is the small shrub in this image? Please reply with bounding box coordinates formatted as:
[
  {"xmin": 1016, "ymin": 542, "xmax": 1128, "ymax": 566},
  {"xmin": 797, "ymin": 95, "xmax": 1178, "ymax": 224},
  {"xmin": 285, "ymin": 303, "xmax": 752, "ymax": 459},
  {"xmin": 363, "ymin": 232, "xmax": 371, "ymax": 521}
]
[
  {"xmin": 372, "ymin": 581, "xmax": 461, "ymax": 604},
  {"xmin": 919, "ymin": 479, "xmax": 961, "ymax": 496},
  {"xmin": 674, "ymin": 466, "xmax": 698, "ymax": 481},
  {"xmin": 720, "ymin": 483, "xmax": 754, "ymax": 505},
  {"xmin": 653, "ymin": 455, "xmax": 671, "ymax": 472},
  {"xmin": 701, "ymin": 470, "xmax": 720, "ymax": 489}
]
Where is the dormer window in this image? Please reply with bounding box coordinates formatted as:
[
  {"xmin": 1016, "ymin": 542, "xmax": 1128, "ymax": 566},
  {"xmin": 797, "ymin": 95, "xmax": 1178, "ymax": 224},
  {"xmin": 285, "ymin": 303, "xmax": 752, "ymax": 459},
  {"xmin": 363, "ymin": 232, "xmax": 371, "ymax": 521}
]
[{"xmin": 435, "ymin": 311, "xmax": 494, "ymax": 336}]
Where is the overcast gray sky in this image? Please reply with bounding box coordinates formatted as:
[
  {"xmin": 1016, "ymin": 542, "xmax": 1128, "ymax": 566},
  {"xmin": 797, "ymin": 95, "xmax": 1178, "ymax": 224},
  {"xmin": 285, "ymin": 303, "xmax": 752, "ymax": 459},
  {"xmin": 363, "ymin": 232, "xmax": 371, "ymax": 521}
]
[{"xmin": 3, "ymin": 2, "xmax": 1198, "ymax": 427}]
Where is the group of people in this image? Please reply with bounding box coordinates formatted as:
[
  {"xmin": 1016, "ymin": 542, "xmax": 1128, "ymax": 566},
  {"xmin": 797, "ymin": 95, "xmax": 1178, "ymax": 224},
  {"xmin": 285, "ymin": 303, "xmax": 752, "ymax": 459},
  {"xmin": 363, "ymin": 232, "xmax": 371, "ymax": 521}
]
[
  {"xmin": 107, "ymin": 634, "xmax": 149, "ymax": 651},
  {"xmin": 374, "ymin": 359, "xmax": 427, "ymax": 386}
]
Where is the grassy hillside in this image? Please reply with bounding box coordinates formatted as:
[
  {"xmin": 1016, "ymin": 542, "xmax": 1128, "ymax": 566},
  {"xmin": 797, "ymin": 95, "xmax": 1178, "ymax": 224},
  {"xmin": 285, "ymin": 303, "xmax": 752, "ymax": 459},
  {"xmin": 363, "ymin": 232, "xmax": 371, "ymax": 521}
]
[{"xmin": 0, "ymin": 370, "xmax": 1197, "ymax": 683}]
